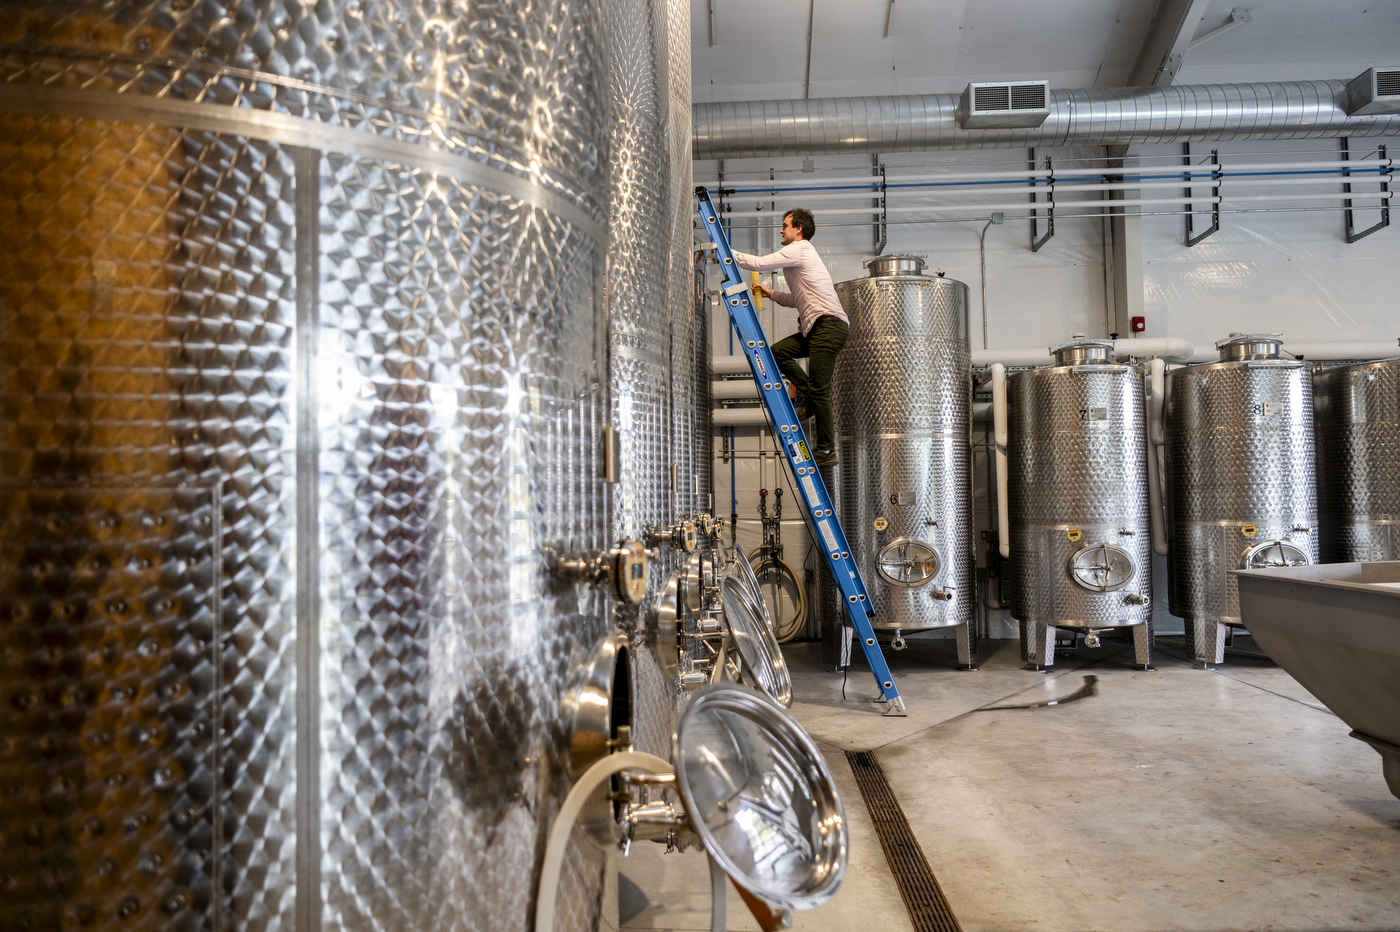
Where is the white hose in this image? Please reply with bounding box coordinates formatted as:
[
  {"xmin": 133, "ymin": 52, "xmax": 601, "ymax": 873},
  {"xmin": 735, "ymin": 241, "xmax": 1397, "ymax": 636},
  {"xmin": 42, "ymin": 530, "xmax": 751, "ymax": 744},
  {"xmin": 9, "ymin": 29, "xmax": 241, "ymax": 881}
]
[
  {"xmin": 990, "ymin": 364, "xmax": 1010, "ymax": 559},
  {"xmin": 708, "ymin": 852, "xmax": 729, "ymax": 932},
  {"xmin": 534, "ymin": 751, "xmax": 672, "ymax": 932},
  {"xmin": 1146, "ymin": 359, "xmax": 1169, "ymax": 557}
]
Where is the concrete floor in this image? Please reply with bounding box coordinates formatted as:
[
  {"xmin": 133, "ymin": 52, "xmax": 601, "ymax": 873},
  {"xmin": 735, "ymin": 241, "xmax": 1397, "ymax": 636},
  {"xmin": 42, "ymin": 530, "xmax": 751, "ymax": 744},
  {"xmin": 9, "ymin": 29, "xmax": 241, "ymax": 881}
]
[{"xmin": 619, "ymin": 635, "xmax": 1400, "ymax": 932}]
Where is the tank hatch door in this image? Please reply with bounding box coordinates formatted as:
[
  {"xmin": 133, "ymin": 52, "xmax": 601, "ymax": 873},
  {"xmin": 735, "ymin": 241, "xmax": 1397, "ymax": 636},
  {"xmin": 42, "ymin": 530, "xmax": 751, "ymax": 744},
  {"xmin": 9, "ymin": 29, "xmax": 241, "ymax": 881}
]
[
  {"xmin": 1066, "ymin": 542, "xmax": 1136, "ymax": 592},
  {"xmin": 1239, "ymin": 539, "xmax": 1311, "ymax": 569},
  {"xmin": 876, "ymin": 538, "xmax": 940, "ymax": 587}
]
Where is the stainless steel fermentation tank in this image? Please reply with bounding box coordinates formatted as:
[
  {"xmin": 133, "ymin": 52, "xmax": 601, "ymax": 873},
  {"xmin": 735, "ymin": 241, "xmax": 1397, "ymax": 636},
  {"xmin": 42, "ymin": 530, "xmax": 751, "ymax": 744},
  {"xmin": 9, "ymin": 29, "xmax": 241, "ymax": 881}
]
[
  {"xmin": 0, "ymin": 2, "xmax": 696, "ymax": 931},
  {"xmin": 1166, "ymin": 334, "xmax": 1318, "ymax": 665},
  {"xmin": 1314, "ymin": 360, "xmax": 1400, "ymax": 563},
  {"xmin": 1007, "ymin": 339, "xmax": 1153, "ymax": 670},
  {"xmin": 832, "ymin": 256, "xmax": 976, "ymax": 667}
]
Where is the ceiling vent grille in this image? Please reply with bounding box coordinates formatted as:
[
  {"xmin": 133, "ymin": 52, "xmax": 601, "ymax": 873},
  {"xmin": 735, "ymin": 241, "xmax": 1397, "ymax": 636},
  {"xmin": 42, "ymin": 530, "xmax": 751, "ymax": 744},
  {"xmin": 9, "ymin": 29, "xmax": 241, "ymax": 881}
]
[
  {"xmin": 960, "ymin": 81, "xmax": 1051, "ymax": 129},
  {"xmin": 1346, "ymin": 67, "xmax": 1400, "ymax": 115}
]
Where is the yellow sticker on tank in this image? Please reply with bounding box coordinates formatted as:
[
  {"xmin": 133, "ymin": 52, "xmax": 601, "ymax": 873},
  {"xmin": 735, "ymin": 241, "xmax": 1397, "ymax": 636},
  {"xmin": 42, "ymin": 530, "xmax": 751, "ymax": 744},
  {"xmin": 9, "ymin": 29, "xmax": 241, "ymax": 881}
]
[
  {"xmin": 873, "ymin": 517, "xmax": 888, "ymax": 531},
  {"xmin": 1242, "ymin": 524, "xmax": 1257, "ymax": 537},
  {"xmin": 1067, "ymin": 528, "xmax": 1081, "ymax": 542}
]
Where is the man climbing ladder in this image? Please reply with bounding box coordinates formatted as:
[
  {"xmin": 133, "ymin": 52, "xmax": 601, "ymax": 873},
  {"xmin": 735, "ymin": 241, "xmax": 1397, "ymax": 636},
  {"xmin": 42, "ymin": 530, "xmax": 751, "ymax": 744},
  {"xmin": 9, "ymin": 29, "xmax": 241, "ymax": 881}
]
[
  {"xmin": 732, "ymin": 208, "xmax": 848, "ymax": 466},
  {"xmin": 697, "ymin": 187, "xmax": 905, "ymax": 716}
]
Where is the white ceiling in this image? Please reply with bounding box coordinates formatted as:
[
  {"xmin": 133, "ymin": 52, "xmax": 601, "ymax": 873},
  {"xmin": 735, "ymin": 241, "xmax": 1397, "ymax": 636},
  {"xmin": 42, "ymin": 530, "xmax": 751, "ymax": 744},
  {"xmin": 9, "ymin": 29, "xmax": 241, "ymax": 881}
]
[{"xmin": 690, "ymin": 0, "xmax": 1400, "ymax": 103}]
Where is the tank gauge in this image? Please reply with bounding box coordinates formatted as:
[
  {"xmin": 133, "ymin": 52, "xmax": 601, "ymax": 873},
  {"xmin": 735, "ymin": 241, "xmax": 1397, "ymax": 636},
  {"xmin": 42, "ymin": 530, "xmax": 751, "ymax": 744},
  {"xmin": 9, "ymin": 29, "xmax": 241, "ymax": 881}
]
[
  {"xmin": 1066, "ymin": 543, "xmax": 1135, "ymax": 592},
  {"xmin": 875, "ymin": 538, "xmax": 939, "ymax": 587},
  {"xmin": 1239, "ymin": 539, "xmax": 1310, "ymax": 569},
  {"xmin": 610, "ymin": 540, "xmax": 648, "ymax": 603}
]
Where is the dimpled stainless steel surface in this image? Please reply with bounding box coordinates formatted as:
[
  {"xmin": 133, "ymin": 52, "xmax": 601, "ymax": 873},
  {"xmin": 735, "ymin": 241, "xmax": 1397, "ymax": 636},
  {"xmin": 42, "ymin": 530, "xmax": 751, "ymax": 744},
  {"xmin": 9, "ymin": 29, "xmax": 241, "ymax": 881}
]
[
  {"xmin": 0, "ymin": 2, "xmax": 638, "ymax": 931},
  {"xmin": 832, "ymin": 272, "xmax": 973, "ymax": 633},
  {"xmin": 1314, "ymin": 361, "xmax": 1400, "ymax": 563},
  {"xmin": 607, "ymin": 0, "xmax": 693, "ymax": 761},
  {"xmin": 1007, "ymin": 365, "xmax": 1152, "ymax": 631},
  {"xmin": 1165, "ymin": 359, "xmax": 1317, "ymax": 663}
]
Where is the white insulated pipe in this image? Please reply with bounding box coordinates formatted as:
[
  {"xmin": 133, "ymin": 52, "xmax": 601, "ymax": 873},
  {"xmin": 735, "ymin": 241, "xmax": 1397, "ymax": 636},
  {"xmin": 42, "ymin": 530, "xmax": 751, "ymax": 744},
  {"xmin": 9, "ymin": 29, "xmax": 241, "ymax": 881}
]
[
  {"xmin": 1145, "ymin": 358, "xmax": 1169, "ymax": 558},
  {"xmin": 713, "ymin": 379, "xmax": 759, "ymax": 400},
  {"xmin": 712, "ymin": 407, "xmax": 771, "ymax": 426},
  {"xmin": 990, "ymin": 364, "xmax": 1010, "ymax": 559},
  {"xmin": 1281, "ymin": 339, "xmax": 1400, "ymax": 359}
]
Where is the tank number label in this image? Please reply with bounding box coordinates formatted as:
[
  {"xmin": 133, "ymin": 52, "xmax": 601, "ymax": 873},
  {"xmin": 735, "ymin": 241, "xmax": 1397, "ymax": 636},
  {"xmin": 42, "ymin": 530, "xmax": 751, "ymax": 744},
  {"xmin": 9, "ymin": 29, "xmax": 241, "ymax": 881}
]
[
  {"xmin": 889, "ymin": 491, "xmax": 915, "ymax": 505},
  {"xmin": 1079, "ymin": 407, "xmax": 1107, "ymax": 421},
  {"xmin": 1242, "ymin": 524, "xmax": 1258, "ymax": 537},
  {"xmin": 1067, "ymin": 528, "xmax": 1082, "ymax": 542},
  {"xmin": 873, "ymin": 517, "xmax": 889, "ymax": 531},
  {"xmin": 1251, "ymin": 402, "xmax": 1282, "ymax": 416}
]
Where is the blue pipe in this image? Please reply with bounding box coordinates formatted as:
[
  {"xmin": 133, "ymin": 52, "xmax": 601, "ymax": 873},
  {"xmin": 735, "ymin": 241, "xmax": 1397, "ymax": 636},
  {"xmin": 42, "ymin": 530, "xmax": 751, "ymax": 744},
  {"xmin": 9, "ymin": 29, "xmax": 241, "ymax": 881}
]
[{"xmin": 716, "ymin": 167, "xmax": 1391, "ymax": 197}]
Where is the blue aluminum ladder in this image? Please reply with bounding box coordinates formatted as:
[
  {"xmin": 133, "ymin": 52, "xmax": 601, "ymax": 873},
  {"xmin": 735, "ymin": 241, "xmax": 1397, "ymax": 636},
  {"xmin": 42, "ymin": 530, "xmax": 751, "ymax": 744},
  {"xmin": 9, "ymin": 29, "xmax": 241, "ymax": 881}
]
[{"xmin": 695, "ymin": 187, "xmax": 906, "ymax": 716}]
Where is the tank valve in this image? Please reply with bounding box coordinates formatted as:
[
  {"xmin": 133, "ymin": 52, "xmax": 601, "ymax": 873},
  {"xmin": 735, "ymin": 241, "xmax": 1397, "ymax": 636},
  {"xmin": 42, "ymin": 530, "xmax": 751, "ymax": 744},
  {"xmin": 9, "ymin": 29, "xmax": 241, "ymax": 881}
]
[
  {"xmin": 553, "ymin": 549, "xmax": 606, "ymax": 587},
  {"xmin": 1123, "ymin": 592, "xmax": 1148, "ymax": 605},
  {"xmin": 890, "ymin": 633, "xmax": 908, "ymax": 651},
  {"xmin": 1084, "ymin": 630, "xmax": 1105, "ymax": 648},
  {"xmin": 929, "ymin": 587, "xmax": 955, "ymax": 601},
  {"xmin": 646, "ymin": 520, "xmax": 698, "ymax": 553}
]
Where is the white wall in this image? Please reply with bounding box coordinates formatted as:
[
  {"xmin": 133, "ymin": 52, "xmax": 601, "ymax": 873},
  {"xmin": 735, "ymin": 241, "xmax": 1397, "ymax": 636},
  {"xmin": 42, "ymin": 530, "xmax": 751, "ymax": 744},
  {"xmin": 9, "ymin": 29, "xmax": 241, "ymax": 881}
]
[{"xmin": 700, "ymin": 136, "xmax": 1399, "ymax": 642}]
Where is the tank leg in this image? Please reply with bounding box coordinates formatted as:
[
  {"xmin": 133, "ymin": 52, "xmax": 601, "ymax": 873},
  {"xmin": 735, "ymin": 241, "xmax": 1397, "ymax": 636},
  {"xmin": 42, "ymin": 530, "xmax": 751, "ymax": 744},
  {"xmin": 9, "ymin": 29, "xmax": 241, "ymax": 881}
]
[
  {"xmin": 1021, "ymin": 620, "xmax": 1054, "ymax": 670},
  {"xmin": 1184, "ymin": 617, "xmax": 1227, "ymax": 667},
  {"xmin": 1132, "ymin": 620, "xmax": 1155, "ymax": 670},
  {"xmin": 956, "ymin": 622, "xmax": 978, "ymax": 670}
]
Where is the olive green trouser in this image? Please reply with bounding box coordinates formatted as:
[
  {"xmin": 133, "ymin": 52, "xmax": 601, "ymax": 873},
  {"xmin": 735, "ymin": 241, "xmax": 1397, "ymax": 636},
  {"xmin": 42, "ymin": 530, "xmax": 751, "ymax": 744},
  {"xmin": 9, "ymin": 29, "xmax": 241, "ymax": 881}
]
[{"xmin": 770, "ymin": 316, "xmax": 849, "ymax": 452}]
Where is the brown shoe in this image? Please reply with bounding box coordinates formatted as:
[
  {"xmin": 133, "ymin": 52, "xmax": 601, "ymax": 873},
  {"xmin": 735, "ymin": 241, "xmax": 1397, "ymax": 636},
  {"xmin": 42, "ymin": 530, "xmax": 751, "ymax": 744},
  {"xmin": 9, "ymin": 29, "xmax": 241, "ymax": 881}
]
[
  {"xmin": 813, "ymin": 448, "xmax": 838, "ymax": 467},
  {"xmin": 796, "ymin": 402, "xmax": 814, "ymax": 420}
]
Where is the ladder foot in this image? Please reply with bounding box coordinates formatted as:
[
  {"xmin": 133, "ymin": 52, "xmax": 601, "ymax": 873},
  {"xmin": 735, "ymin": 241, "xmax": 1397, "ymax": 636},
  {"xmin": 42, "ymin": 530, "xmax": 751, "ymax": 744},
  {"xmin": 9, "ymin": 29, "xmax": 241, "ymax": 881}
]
[{"xmin": 878, "ymin": 696, "xmax": 907, "ymax": 717}]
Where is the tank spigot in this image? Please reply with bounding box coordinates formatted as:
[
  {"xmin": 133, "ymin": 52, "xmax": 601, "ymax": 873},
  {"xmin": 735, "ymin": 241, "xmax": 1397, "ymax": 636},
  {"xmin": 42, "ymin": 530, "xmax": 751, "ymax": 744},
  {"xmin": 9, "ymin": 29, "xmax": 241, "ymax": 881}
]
[
  {"xmin": 553, "ymin": 548, "xmax": 607, "ymax": 586},
  {"xmin": 890, "ymin": 633, "xmax": 908, "ymax": 651},
  {"xmin": 929, "ymin": 587, "xmax": 955, "ymax": 601},
  {"xmin": 1084, "ymin": 629, "xmax": 1112, "ymax": 648},
  {"xmin": 1123, "ymin": 593, "xmax": 1148, "ymax": 605}
]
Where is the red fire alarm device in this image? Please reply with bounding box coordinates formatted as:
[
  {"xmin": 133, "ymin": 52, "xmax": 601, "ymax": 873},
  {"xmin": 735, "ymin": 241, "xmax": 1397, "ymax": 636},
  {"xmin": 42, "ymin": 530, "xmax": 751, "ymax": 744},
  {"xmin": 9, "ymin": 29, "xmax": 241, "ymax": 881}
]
[{"xmin": 1131, "ymin": 316, "xmax": 1146, "ymax": 333}]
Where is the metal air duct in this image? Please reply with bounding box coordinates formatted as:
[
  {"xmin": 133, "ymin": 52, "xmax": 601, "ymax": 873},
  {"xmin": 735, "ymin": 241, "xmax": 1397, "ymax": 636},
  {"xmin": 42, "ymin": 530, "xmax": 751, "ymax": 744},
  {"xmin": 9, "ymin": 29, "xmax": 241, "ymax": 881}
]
[{"xmin": 693, "ymin": 79, "xmax": 1400, "ymax": 159}]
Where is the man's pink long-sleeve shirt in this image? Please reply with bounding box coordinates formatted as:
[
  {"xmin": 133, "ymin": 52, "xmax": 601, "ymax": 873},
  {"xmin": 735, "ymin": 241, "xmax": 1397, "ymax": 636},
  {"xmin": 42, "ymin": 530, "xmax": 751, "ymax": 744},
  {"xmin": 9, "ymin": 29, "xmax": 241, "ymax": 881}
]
[{"xmin": 732, "ymin": 240, "xmax": 848, "ymax": 337}]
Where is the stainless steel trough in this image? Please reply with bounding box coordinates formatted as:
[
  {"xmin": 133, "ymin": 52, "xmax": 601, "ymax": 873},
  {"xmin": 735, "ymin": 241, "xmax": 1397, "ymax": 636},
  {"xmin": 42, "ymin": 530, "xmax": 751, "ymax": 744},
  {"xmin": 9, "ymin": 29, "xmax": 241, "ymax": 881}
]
[{"xmin": 1234, "ymin": 561, "xmax": 1400, "ymax": 799}]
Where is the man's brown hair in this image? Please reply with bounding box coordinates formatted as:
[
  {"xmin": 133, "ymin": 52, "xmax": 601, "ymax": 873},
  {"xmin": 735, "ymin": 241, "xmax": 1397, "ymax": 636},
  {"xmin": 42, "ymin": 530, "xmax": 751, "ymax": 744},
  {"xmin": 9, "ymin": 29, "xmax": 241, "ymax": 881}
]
[{"xmin": 785, "ymin": 208, "xmax": 816, "ymax": 241}]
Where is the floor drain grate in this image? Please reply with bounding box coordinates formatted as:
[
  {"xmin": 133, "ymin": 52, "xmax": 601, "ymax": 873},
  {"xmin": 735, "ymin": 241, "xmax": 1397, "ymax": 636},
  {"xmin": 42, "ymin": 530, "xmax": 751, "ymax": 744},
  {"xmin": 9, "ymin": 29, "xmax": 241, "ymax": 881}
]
[{"xmin": 847, "ymin": 750, "xmax": 963, "ymax": 932}]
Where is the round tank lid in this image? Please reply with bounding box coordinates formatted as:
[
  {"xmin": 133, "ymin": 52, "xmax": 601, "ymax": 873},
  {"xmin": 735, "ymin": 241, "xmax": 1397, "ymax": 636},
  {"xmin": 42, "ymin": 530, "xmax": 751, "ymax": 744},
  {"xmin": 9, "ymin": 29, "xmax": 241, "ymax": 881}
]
[
  {"xmin": 673, "ymin": 683, "xmax": 848, "ymax": 912},
  {"xmin": 1049, "ymin": 336, "xmax": 1116, "ymax": 366},
  {"xmin": 1216, "ymin": 332, "xmax": 1283, "ymax": 361},
  {"xmin": 863, "ymin": 254, "xmax": 926, "ymax": 277}
]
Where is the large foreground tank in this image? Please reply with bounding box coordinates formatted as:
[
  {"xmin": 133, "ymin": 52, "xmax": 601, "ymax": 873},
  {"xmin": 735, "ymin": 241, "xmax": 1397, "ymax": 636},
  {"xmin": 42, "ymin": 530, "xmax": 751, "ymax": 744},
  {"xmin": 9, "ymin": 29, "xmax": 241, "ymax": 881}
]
[
  {"xmin": 1314, "ymin": 359, "xmax": 1400, "ymax": 562},
  {"xmin": 0, "ymin": 2, "xmax": 694, "ymax": 930},
  {"xmin": 1007, "ymin": 338, "xmax": 1153, "ymax": 670},
  {"xmin": 1165, "ymin": 334, "xmax": 1318, "ymax": 665},
  {"xmin": 832, "ymin": 257, "xmax": 976, "ymax": 667}
]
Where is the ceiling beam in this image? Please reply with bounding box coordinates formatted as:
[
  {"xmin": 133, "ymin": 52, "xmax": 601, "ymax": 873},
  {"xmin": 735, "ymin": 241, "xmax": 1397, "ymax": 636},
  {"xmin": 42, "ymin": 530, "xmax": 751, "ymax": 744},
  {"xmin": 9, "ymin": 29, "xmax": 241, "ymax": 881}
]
[{"xmin": 1127, "ymin": 0, "xmax": 1214, "ymax": 87}]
